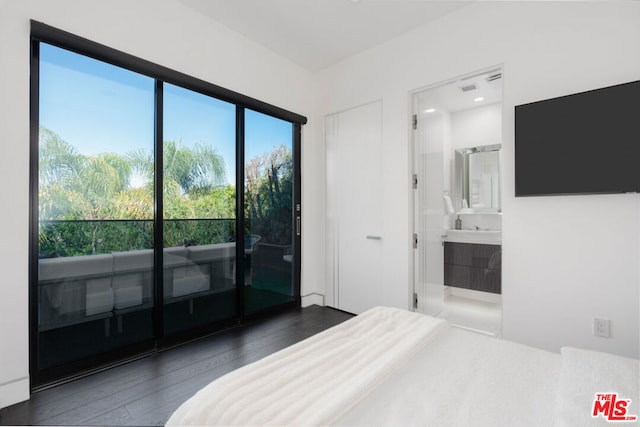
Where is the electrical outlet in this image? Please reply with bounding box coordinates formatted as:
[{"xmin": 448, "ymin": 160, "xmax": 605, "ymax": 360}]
[{"xmin": 594, "ymin": 318, "xmax": 611, "ymax": 338}]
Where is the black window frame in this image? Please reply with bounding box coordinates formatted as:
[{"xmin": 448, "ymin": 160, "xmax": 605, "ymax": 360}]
[{"xmin": 29, "ymin": 20, "xmax": 305, "ymax": 388}]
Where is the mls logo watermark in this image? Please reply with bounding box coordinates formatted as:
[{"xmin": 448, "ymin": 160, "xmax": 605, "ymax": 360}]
[{"xmin": 592, "ymin": 393, "xmax": 638, "ymax": 422}]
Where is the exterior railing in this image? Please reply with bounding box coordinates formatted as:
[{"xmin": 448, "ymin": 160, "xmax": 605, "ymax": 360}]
[{"xmin": 38, "ymin": 218, "xmax": 236, "ymax": 258}]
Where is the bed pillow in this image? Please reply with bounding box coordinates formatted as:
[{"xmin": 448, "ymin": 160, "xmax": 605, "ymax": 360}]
[{"xmin": 554, "ymin": 347, "xmax": 639, "ymax": 426}]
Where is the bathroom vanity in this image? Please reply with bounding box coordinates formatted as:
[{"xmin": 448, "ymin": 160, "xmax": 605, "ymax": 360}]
[
  {"xmin": 444, "ymin": 142, "xmax": 502, "ymax": 294},
  {"xmin": 443, "ymin": 231, "xmax": 501, "ymax": 294}
]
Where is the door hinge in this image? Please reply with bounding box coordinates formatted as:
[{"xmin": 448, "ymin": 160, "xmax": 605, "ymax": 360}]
[
  {"xmin": 413, "ymin": 292, "xmax": 418, "ymax": 310},
  {"xmin": 412, "ymin": 114, "xmax": 417, "ymax": 130},
  {"xmin": 413, "ymin": 233, "xmax": 418, "ymax": 249},
  {"xmin": 412, "ymin": 173, "xmax": 418, "ymax": 189}
]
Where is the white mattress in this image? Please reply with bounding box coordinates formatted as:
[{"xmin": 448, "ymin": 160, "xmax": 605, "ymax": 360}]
[
  {"xmin": 166, "ymin": 307, "xmax": 639, "ymax": 426},
  {"xmin": 334, "ymin": 326, "xmax": 561, "ymax": 426},
  {"xmin": 166, "ymin": 307, "xmax": 447, "ymax": 426}
]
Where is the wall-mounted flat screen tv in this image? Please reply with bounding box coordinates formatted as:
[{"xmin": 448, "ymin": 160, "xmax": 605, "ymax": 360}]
[{"xmin": 515, "ymin": 80, "xmax": 640, "ymax": 197}]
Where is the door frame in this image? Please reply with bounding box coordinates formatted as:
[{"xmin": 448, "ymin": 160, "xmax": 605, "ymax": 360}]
[{"xmin": 409, "ymin": 65, "xmax": 504, "ymax": 315}]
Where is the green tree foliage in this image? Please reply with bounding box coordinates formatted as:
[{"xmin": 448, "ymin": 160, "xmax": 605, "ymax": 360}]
[
  {"xmin": 38, "ymin": 128, "xmax": 293, "ymax": 257},
  {"xmin": 163, "ymin": 140, "xmax": 226, "ymax": 194},
  {"xmin": 38, "ymin": 128, "xmax": 235, "ymax": 256},
  {"xmin": 245, "ymin": 144, "xmax": 293, "ymax": 246},
  {"xmin": 39, "ymin": 128, "xmax": 84, "ymax": 189}
]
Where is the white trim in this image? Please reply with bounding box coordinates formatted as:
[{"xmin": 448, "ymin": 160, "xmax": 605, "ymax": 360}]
[
  {"xmin": 449, "ymin": 286, "xmax": 502, "ymax": 304},
  {"xmin": 302, "ymin": 293, "xmax": 324, "ymax": 307},
  {"xmin": 0, "ymin": 376, "xmax": 29, "ymax": 410}
]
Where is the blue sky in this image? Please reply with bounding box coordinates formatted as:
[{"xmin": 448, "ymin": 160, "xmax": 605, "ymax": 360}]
[{"xmin": 39, "ymin": 43, "xmax": 292, "ymax": 186}]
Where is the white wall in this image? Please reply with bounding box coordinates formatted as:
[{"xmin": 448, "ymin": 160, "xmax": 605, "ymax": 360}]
[
  {"xmin": 0, "ymin": 0, "xmax": 316, "ymax": 408},
  {"xmin": 451, "ymin": 103, "xmax": 502, "ymax": 150},
  {"xmin": 314, "ymin": 1, "xmax": 640, "ymax": 358}
]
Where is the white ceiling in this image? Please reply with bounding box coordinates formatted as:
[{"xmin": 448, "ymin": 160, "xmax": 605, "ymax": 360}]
[{"xmin": 177, "ymin": 0, "xmax": 474, "ymax": 72}]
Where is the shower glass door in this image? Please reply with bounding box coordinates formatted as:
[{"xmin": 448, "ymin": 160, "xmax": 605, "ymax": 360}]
[{"xmin": 414, "ymin": 89, "xmax": 446, "ymax": 317}]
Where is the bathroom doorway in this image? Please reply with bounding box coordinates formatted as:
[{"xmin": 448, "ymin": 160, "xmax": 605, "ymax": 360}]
[{"xmin": 411, "ymin": 67, "xmax": 503, "ymax": 336}]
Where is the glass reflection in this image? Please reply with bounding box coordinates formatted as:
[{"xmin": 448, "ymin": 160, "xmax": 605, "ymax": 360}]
[
  {"xmin": 162, "ymin": 83, "xmax": 237, "ymax": 334},
  {"xmin": 244, "ymin": 109, "xmax": 294, "ymax": 314},
  {"xmin": 37, "ymin": 43, "xmax": 155, "ymax": 369}
]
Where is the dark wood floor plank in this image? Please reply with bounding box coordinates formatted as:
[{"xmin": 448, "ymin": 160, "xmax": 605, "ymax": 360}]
[
  {"xmin": 34, "ymin": 307, "xmax": 317, "ymax": 407},
  {"xmin": 19, "ymin": 308, "xmax": 331, "ymax": 423},
  {"xmin": 83, "ymin": 406, "xmax": 133, "ymax": 426},
  {"xmin": 50, "ymin": 336, "xmax": 298, "ymax": 424},
  {"xmin": 123, "ymin": 324, "xmax": 339, "ymax": 423},
  {"xmin": 0, "ymin": 306, "xmax": 353, "ymax": 426},
  {"xmin": 78, "ymin": 319, "xmax": 343, "ymax": 425}
]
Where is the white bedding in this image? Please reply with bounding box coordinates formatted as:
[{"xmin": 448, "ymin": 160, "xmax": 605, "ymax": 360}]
[
  {"xmin": 335, "ymin": 326, "xmax": 561, "ymax": 426},
  {"xmin": 166, "ymin": 307, "xmax": 639, "ymax": 426},
  {"xmin": 554, "ymin": 347, "xmax": 639, "ymax": 426},
  {"xmin": 166, "ymin": 306, "xmax": 448, "ymax": 426}
]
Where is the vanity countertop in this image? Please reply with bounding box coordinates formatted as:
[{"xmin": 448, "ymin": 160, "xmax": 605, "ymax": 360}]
[{"xmin": 444, "ymin": 229, "xmax": 501, "ymax": 245}]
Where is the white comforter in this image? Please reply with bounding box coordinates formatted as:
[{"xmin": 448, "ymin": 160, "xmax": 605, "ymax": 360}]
[
  {"xmin": 336, "ymin": 329, "xmax": 638, "ymax": 426},
  {"xmin": 166, "ymin": 306, "xmax": 448, "ymax": 426},
  {"xmin": 554, "ymin": 347, "xmax": 639, "ymax": 426},
  {"xmin": 167, "ymin": 307, "xmax": 639, "ymax": 426},
  {"xmin": 335, "ymin": 326, "xmax": 562, "ymax": 426}
]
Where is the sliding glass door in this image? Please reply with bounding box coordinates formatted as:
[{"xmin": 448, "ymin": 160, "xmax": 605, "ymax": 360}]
[
  {"xmin": 36, "ymin": 43, "xmax": 156, "ymax": 377},
  {"xmin": 31, "ymin": 24, "xmax": 304, "ymax": 387},
  {"xmin": 162, "ymin": 84, "xmax": 237, "ymax": 335},
  {"xmin": 244, "ymin": 110, "xmax": 296, "ymax": 314}
]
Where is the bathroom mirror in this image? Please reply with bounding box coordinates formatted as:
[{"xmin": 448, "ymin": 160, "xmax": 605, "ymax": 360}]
[{"xmin": 454, "ymin": 144, "xmax": 501, "ymax": 213}]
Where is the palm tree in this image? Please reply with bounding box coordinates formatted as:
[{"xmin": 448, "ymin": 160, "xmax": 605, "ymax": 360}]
[
  {"xmin": 38, "ymin": 129, "xmax": 229, "ymax": 254},
  {"xmin": 40, "ymin": 129, "xmax": 132, "ymax": 218},
  {"xmin": 100, "ymin": 152, "xmax": 132, "ymax": 191},
  {"xmin": 127, "ymin": 140, "xmax": 226, "ymax": 196},
  {"xmin": 39, "ymin": 128, "xmax": 140, "ymax": 254},
  {"xmin": 163, "ymin": 140, "xmax": 226, "ymax": 194},
  {"xmin": 39, "ymin": 127, "xmax": 84, "ymax": 189}
]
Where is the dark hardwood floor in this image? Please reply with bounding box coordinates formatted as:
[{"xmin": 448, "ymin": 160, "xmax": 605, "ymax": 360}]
[{"xmin": 0, "ymin": 305, "xmax": 354, "ymax": 426}]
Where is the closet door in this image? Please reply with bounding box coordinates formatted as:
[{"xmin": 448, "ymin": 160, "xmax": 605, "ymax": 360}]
[{"xmin": 326, "ymin": 101, "xmax": 384, "ymax": 314}]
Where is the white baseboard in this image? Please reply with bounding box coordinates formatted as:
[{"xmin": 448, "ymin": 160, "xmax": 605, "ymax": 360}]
[
  {"xmin": 449, "ymin": 287, "xmax": 502, "ymax": 304},
  {"xmin": 301, "ymin": 293, "xmax": 324, "ymax": 307},
  {"xmin": 0, "ymin": 376, "xmax": 29, "ymax": 410}
]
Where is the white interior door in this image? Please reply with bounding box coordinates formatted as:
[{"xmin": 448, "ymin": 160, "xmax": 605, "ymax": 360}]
[
  {"xmin": 326, "ymin": 101, "xmax": 383, "ymax": 314},
  {"xmin": 414, "ymin": 91, "xmax": 446, "ymax": 316}
]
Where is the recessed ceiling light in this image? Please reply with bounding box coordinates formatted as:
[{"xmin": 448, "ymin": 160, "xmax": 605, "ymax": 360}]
[
  {"xmin": 474, "ymin": 97, "xmax": 485, "ymax": 102},
  {"xmin": 425, "ymin": 108, "xmax": 435, "ymax": 113}
]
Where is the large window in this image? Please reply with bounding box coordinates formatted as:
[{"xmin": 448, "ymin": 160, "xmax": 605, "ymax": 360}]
[
  {"xmin": 37, "ymin": 43, "xmax": 156, "ymax": 372},
  {"xmin": 31, "ymin": 22, "xmax": 305, "ymax": 386},
  {"xmin": 162, "ymin": 83, "xmax": 237, "ymax": 335},
  {"xmin": 244, "ymin": 110, "xmax": 296, "ymax": 314}
]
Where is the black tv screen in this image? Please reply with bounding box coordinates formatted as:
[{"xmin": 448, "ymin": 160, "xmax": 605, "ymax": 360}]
[{"xmin": 515, "ymin": 80, "xmax": 640, "ymax": 197}]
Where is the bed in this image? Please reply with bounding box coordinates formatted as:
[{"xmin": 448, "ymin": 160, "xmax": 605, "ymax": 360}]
[{"xmin": 166, "ymin": 306, "xmax": 639, "ymax": 426}]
